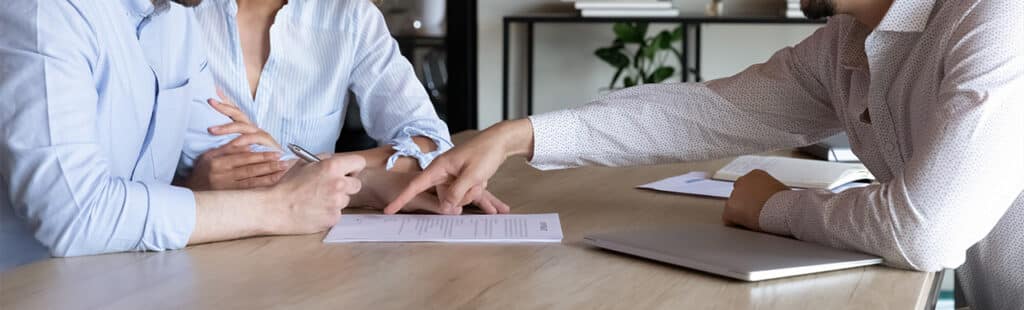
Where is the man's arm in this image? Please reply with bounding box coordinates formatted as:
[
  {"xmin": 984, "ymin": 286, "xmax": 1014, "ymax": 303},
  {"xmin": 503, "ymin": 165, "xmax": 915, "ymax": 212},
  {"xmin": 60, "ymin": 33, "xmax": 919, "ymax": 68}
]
[
  {"xmin": 0, "ymin": 1, "xmax": 200, "ymax": 256},
  {"xmin": 756, "ymin": 2, "xmax": 1024, "ymax": 271},
  {"xmin": 347, "ymin": 0, "xmax": 452, "ymax": 172},
  {"xmin": 0, "ymin": 2, "xmax": 365, "ymax": 256},
  {"xmin": 528, "ymin": 19, "xmax": 845, "ymax": 170},
  {"xmin": 386, "ymin": 18, "xmax": 850, "ymax": 212}
]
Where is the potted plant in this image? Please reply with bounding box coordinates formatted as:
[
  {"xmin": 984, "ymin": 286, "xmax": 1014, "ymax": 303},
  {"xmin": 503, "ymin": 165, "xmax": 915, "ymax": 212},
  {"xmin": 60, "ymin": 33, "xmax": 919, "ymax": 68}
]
[{"xmin": 594, "ymin": 22, "xmax": 684, "ymax": 90}]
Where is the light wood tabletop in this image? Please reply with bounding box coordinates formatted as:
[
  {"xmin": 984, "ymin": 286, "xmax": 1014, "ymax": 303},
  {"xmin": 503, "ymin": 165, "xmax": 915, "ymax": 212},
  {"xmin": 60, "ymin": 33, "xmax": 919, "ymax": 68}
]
[{"xmin": 1, "ymin": 131, "xmax": 936, "ymax": 310}]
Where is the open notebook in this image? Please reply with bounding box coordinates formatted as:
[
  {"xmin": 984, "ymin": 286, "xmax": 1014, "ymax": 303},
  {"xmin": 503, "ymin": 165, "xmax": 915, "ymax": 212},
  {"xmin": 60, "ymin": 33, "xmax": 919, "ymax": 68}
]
[{"xmin": 713, "ymin": 155, "xmax": 875, "ymax": 190}]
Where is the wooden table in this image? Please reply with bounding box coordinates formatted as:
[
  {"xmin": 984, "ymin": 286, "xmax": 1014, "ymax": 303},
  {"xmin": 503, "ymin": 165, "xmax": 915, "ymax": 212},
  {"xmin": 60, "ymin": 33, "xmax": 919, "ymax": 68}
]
[{"xmin": 1, "ymin": 132, "xmax": 936, "ymax": 309}]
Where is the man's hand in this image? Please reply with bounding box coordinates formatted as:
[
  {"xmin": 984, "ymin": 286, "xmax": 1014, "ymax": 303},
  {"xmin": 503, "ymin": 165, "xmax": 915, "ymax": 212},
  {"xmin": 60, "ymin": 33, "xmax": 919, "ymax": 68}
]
[
  {"xmin": 384, "ymin": 119, "xmax": 534, "ymax": 214},
  {"xmin": 264, "ymin": 154, "xmax": 366, "ymax": 235},
  {"xmin": 722, "ymin": 169, "xmax": 790, "ymax": 231},
  {"xmin": 354, "ymin": 169, "xmax": 511, "ymax": 214},
  {"xmin": 188, "ymin": 154, "xmax": 366, "ymax": 244}
]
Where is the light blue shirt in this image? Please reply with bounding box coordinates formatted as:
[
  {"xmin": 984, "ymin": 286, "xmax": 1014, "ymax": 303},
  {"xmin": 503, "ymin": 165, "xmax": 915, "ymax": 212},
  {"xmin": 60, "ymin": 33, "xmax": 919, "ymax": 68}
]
[
  {"xmin": 0, "ymin": 0, "xmax": 235, "ymax": 270},
  {"xmin": 193, "ymin": 0, "xmax": 453, "ymax": 169}
]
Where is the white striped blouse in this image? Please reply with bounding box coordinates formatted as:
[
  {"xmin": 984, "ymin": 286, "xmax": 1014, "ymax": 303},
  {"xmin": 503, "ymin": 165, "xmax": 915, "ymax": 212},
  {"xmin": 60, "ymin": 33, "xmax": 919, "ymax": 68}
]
[{"xmin": 193, "ymin": 0, "xmax": 452, "ymax": 169}]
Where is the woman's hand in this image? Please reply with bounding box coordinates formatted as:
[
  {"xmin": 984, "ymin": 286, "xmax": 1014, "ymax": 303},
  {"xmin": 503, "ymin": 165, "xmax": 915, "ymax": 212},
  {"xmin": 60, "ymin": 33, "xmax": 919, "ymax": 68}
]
[
  {"xmin": 186, "ymin": 145, "xmax": 294, "ymax": 190},
  {"xmin": 355, "ymin": 169, "xmax": 510, "ymax": 214},
  {"xmin": 185, "ymin": 88, "xmax": 292, "ymax": 191},
  {"xmin": 384, "ymin": 119, "xmax": 534, "ymax": 214},
  {"xmin": 207, "ymin": 88, "xmax": 281, "ymax": 150}
]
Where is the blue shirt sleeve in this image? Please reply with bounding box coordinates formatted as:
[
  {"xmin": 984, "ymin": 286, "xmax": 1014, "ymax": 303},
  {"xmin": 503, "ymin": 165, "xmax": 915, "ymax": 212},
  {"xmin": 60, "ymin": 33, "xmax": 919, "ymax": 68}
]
[
  {"xmin": 346, "ymin": 0, "xmax": 453, "ymax": 170},
  {"xmin": 0, "ymin": 1, "xmax": 196, "ymax": 257}
]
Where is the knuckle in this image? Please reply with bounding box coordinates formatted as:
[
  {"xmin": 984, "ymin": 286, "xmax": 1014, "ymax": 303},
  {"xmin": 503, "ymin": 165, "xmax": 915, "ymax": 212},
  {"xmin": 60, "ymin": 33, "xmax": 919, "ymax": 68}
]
[
  {"xmin": 323, "ymin": 159, "xmax": 342, "ymax": 173},
  {"xmin": 336, "ymin": 195, "xmax": 351, "ymax": 208},
  {"xmin": 349, "ymin": 178, "xmax": 363, "ymax": 192},
  {"xmin": 323, "ymin": 214, "xmax": 342, "ymax": 229}
]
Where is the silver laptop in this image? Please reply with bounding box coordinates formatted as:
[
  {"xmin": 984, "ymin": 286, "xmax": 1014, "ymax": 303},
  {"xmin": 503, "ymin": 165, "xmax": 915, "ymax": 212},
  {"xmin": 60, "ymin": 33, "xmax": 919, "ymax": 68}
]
[{"xmin": 584, "ymin": 224, "xmax": 882, "ymax": 281}]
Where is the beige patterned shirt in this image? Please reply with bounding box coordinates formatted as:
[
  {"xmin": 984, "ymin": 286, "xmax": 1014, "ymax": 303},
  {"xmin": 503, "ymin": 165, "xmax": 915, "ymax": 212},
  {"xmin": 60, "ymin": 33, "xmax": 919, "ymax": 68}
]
[{"xmin": 527, "ymin": 0, "xmax": 1024, "ymax": 308}]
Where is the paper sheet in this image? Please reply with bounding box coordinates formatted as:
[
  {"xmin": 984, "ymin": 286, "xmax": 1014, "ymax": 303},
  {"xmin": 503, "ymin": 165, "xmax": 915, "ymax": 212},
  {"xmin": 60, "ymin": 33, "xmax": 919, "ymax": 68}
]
[
  {"xmin": 323, "ymin": 213, "xmax": 563, "ymax": 243},
  {"xmin": 637, "ymin": 172, "xmax": 735, "ymax": 198},
  {"xmin": 637, "ymin": 171, "xmax": 873, "ymax": 199}
]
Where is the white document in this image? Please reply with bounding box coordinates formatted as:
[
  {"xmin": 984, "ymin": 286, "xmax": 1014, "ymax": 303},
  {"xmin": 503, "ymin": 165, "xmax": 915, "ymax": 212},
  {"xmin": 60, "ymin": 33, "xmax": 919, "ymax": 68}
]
[
  {"xmin": 637, "ymin": 172, "xmax": 734, "ymax": 198},
  {"xmin": 323, "ymin": 213, "xmax": 563, "ymax": 243},
  {"xmin": 638, "ymin": 171, "xmax": 873, "ymax": 199}
]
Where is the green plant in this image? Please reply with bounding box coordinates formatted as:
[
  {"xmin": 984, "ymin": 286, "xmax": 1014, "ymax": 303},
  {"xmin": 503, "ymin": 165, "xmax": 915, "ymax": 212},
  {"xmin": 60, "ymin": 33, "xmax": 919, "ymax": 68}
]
[{"xmin": 594, "ymin": 22, "xmax": 684, "ymax": 89}]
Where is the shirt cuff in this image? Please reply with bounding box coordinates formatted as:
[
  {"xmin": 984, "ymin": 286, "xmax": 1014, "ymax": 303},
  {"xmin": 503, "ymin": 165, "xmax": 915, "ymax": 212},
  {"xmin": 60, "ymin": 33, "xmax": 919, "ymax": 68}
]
[
  {"xmin": 527, "ymin": 110, "xmax": 584, "ymax": 170},
  {"xmin": 386, "ymin": 127, "xmax": 454, "ymax": 170},
  {"xmin": 136, "ymin": 182, "xmax": 197, "ymax": 251},
  {"xmin": 759, "ymin": 190, "xmax": 801, "ymax": 237}
]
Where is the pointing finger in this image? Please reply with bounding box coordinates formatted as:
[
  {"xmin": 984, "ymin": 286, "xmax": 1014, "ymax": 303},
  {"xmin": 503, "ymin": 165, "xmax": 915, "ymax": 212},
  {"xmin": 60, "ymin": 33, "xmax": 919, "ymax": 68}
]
[
  {"xmin": 459, "ymin": 184, "xmax": 484, "ymax": 209},
  {"xmin": 384, "ymin": 168, "xmax": 448, "ymax": 214},
  {"xmin": 442, "ymin": 172, "xmax": 481, "ymax": 212}
]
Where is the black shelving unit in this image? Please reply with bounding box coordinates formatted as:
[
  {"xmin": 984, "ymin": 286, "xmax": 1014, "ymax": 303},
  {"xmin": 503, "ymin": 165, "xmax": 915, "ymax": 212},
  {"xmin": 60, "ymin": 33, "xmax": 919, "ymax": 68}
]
[
  {"xmin": 501, "ymin": 13, "xmax": 826, "ymax": 120},
  {"xmin": 445, "ymin": 0, "xmax": 478, "ymax": 131},
  {"xmin": 336, "ymin": 0, "xmax": 479, "ymax": 152}
]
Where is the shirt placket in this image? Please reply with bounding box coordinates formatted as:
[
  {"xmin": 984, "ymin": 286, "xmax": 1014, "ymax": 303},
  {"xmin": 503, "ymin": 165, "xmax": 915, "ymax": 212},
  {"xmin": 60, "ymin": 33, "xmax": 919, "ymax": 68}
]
[{"xmin": 864, "ymin": 32, "xmax": 907, "ymax": 172}]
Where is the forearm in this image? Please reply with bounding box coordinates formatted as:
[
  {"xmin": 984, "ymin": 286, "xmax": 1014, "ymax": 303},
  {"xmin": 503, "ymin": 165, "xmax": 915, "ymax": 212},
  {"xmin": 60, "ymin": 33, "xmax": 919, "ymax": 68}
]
[
  {"xmin": 526, "ymin": 83, "xmax": 839, "ymax": 171},
  {"xmin": 188, "ymin": 189, "xmax": 274, "ymax": 245},
  {"xmin": 488, "ymin": 118, "xmax": 535, "ymax": 159}
]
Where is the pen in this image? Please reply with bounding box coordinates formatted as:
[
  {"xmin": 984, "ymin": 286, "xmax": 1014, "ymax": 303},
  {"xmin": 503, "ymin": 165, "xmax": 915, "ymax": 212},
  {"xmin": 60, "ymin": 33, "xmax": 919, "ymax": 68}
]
[{"xmin": 288, "ymin": 143, "xmax": 321, "ymax": 163}]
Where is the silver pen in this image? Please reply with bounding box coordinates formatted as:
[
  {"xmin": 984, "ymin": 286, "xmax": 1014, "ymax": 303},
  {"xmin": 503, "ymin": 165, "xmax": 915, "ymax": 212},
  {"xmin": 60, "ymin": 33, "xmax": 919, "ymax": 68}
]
[{"xmin": 288, "ymin": 143, "xmax": 321, "ymax": 163}]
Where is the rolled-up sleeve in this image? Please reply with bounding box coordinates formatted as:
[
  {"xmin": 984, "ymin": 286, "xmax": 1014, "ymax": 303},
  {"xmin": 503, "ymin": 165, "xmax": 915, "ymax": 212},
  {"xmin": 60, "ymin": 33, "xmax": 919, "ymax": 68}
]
[
  {"xmin": 346, "ymin": 0, "xmax": 452, "ymax": 169},
  {"xmin": 0, "ymin": 1, "xmax": 196, "ymax": 256}
]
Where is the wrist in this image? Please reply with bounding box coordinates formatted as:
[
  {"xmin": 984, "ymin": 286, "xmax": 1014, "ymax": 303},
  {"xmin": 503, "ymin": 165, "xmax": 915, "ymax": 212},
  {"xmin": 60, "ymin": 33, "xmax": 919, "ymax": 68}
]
[
  {"xmin": 254, "ymin": 187, "xmax": 285, "ymax": 235},
  {"xmin": 492, "ymin": 118, "xmax": 534, "ymax": 158}
]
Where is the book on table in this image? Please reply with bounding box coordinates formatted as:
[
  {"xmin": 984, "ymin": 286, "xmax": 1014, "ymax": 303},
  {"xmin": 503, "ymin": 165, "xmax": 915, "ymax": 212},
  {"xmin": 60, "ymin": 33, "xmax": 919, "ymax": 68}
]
[
  {"xmin": 798, "ymin": 133, "xmax": 860, "ymax": 162},
  {"xmin": 713, "ymin": 155, "xmax": 875, "ymax": 190}
]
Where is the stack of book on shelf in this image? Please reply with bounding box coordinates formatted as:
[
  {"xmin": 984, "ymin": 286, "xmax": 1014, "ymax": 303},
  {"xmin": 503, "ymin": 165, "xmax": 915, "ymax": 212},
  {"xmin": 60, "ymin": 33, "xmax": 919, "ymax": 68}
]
[
  {"xmin": 784, "ymin": 0, "xmax": 805, "ymax": 18},
  {"xmin": 569, "ymin": 0, "xmax": 680, "ymax": 18}
]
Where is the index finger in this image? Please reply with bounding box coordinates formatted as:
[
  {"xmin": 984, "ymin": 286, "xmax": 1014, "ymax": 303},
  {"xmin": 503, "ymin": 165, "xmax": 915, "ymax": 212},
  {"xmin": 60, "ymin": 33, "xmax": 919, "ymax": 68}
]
[{"xmin": 384, "ymin": 168, "xmax": 449, "ymax": 214}]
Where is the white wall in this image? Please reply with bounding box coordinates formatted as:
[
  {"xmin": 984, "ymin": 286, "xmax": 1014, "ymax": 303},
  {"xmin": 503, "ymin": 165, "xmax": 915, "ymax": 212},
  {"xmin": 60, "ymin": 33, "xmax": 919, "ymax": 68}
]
[{"xmin": 477, "ymin": 0, "xmax": 823, "ymax": 128}]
